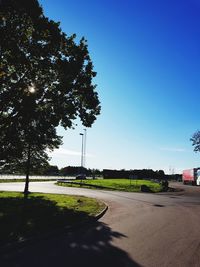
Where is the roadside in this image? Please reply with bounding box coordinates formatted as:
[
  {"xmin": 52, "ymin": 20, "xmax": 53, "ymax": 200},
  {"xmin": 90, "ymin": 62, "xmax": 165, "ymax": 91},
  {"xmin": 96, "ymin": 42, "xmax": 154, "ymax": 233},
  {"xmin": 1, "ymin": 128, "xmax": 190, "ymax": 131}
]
[
  {"xmin": 57, "ymin": 178, "xmax": 163, "ymax": 193},
  {"xmin": 168, "ymin": 181, "xmax": 200, "ymax": 197},
  {"xmin": 2, "ymin": 181, "xmax": 200, "ymax": 267},
  {"xmin": 0, "ymin": 191, "xmax": 107, "ymax": 251}
]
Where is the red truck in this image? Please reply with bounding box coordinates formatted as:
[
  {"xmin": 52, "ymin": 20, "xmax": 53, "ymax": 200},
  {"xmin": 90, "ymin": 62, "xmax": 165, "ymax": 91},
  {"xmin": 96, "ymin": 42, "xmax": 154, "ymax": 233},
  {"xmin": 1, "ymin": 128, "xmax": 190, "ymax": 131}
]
[{"xmin": 182, "ymin": 168, "xmax": 200, "ymax": 186}]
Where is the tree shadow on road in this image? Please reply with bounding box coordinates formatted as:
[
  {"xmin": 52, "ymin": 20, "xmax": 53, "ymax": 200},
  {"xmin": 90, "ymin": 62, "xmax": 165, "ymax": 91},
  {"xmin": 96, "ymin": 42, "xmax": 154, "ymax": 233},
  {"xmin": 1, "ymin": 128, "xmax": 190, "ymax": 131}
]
[
  {"xmin": 2, "ymin": 221, "xmax": 142, "ymax": 267},
  {"xmin": 0, "ymin": 194, "xmax": 98, "ymax": 247}
]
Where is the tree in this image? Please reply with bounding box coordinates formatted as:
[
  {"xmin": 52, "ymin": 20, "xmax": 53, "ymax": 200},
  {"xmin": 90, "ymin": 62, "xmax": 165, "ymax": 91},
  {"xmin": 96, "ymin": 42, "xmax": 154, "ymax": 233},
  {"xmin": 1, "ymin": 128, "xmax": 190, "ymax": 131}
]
[
  {"xmin": 0, "ymin": 0, "xmax": 101, "ymax": 196},
  {"xmin": 155, "ymin": 170, "xmax": 165, "ymax": 180},
  {"xmin": 0, "ymin": 146, "xmax": 50, "ymax": 175},
  {"xmin": 191, "ymin": 131, "xmax": 200, "ymax": 152},
  {"xmin": 43, "ymin": 165, "xmax": 59, "ymax": 176},
  {"xmin": 60, "ymin": 166, "xmax": 80, "ymax": 176}
]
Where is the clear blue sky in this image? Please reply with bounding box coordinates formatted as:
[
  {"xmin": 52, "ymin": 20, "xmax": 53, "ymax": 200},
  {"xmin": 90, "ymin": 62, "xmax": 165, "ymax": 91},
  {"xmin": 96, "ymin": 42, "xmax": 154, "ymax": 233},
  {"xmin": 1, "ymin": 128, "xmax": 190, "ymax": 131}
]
[{"xmin": 40, "ymin": 0, "xmax": 200, "ymax": 174}]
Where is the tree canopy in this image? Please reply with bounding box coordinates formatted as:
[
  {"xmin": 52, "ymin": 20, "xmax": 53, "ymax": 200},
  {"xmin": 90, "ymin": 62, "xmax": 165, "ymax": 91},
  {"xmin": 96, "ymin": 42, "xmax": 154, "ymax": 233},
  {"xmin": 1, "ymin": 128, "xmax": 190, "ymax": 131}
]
[
  {"xmin": 0, "ymin": 0, "xmax": 100, "ymax": 193},
  {"xmin": 0, "ymin": 146, "xmax": 50, "ymax": 175},
  {"xmin": 191, "ymin": 131, "xmax": 200, "ymax": 152}
]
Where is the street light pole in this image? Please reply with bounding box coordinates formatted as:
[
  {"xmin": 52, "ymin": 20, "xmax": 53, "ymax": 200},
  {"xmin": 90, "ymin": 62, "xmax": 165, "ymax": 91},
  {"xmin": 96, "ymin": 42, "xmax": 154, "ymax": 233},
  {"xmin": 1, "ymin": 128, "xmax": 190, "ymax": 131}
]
[
  {"xmin": 80, "ymin": 132, "xmax": 84, "ymax": 170},
  {"xmin": 83, "ymin": 128, "xmax": 87, "ymax": 168}
]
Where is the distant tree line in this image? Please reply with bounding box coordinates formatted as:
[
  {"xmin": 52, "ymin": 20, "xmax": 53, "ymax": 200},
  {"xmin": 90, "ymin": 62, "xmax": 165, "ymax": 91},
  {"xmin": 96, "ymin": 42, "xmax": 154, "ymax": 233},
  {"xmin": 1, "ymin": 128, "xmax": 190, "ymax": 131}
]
[
  {"xmin": 165, "ymin": 174, "xmax": 182, "ymax": 181},
  {"xmin": 0, "ymin": 163, "xmax": 182, "ymax": 181},
  {"xmin": 59, "ymin": 166, "xmax": 101, "ymax": 177},
  {"xmin": 103, "ymin": 169, "xmax": 165, "ymax": 180},
  {"xmin": 102, "ymin": 169, "xmax": 182, "ymax": 181},
  {"xmin": 0, "ymin": 163, "xmax": 102, "ymax": 177}
]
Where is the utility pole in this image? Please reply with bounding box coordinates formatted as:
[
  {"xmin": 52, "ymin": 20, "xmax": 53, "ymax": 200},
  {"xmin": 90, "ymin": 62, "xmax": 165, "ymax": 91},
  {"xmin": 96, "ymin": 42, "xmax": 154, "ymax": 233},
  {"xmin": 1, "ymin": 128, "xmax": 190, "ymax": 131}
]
[
  {"xmin": 80, "ymin": 133, "xmax": 84, "ymax": 169},
  {"xmin": 83, "ymin": 128, "xmax": 87, "ymax": 168},
  {"xmin": 79, "ymin": 132, "xmax": 84, "ymax": 183}
]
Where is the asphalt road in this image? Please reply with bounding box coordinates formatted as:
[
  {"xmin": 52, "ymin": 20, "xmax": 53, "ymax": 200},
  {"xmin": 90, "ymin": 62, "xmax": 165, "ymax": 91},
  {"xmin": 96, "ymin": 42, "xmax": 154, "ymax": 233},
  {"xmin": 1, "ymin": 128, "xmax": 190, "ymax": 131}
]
[{"xmin": 1, "ymin": 181, "xmax": 200, "ymax": 267}]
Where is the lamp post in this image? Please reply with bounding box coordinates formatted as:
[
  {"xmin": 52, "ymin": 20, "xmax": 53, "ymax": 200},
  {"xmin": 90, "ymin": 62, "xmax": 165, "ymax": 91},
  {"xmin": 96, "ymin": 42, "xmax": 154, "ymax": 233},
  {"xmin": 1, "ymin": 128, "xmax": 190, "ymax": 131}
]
[
  {"xmin": 83, "ymin": 128, "xmax": 87, "ymax": 168},
  {"xmin": 80, "ymin": 133, "xmax": 84, "ymax": 177}
]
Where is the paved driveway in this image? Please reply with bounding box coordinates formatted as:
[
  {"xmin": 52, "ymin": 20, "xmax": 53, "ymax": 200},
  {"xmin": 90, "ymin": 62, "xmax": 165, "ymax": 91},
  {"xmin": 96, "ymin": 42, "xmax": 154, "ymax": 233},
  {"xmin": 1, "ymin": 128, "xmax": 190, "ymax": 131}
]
[{"xmin": 1, "ymin": 181, "xmax": 200, "ymax": 267}]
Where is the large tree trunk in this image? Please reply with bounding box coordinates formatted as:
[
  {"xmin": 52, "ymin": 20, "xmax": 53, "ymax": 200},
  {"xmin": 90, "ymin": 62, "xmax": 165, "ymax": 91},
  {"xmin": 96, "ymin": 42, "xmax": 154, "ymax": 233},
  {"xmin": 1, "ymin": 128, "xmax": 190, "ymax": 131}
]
[{"xmin": 24, "ymin": 143, "xmax": 31, "ymax": 198}]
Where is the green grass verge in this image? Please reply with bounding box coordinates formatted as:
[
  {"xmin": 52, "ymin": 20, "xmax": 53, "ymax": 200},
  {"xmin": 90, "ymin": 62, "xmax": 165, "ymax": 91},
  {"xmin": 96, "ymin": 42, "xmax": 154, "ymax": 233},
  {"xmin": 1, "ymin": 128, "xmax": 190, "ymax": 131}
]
[
  {"xmin": 0, "ymin": 191, "xmax": 105, "ymax": 247},
  {"xmin": 57, "ymin": 179, "xmax": 163, "ymax": 193}
]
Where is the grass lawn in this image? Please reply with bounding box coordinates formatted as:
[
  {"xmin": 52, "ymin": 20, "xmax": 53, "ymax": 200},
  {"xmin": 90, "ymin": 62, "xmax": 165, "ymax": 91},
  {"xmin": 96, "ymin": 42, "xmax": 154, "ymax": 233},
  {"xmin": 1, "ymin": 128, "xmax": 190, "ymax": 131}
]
[
  {"xmin": 0, "ymin": 191, "xmax": 105, "ymax": 247},
  {"xmin": 57, "ymin": 179, "xmax": 163, "ymax": 193}
]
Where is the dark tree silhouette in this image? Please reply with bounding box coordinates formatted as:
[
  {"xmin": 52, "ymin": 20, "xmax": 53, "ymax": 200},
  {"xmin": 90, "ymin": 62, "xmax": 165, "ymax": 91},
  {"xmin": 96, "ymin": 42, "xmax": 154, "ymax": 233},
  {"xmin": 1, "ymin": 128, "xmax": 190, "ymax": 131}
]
[
  {"xmin": 0, "ymin": 146, "xmax": 49, "ymax": 175},
  {"xmin": 0, "ymin": 0, "xmax": 101, "ymax": 196},
  {"xmin": 191, "ymin": 131, "xmax": 200, "ymax": 152}
]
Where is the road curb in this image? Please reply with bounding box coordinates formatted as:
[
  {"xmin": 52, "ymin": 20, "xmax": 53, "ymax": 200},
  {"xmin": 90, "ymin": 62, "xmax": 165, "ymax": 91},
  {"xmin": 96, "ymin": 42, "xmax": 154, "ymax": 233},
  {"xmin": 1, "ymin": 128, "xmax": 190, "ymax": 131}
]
[{"xmin": 94, "ymin": 201, "xmax": 108, "ymax": 220}]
